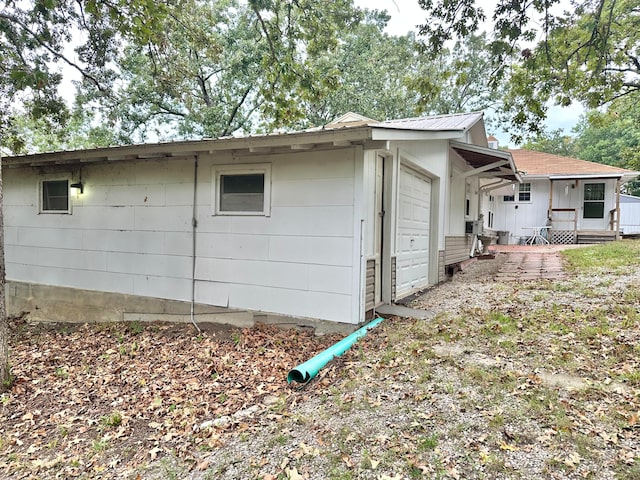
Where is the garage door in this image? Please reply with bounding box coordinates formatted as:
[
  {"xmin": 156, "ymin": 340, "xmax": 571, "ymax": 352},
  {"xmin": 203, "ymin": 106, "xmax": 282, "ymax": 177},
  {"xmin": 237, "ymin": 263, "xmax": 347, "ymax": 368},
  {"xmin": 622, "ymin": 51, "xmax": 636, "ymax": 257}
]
[{"xmin": 396, "ymin": 165, "xmax": 431, "ymax": 298}]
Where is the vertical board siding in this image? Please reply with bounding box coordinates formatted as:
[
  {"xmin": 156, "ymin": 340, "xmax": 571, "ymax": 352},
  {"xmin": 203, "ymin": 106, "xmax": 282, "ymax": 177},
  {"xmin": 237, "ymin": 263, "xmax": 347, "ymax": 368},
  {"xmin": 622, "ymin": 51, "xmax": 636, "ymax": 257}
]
[{"xmin": 3, "ymin": 148, "xmax": 359, "ymax": 324}]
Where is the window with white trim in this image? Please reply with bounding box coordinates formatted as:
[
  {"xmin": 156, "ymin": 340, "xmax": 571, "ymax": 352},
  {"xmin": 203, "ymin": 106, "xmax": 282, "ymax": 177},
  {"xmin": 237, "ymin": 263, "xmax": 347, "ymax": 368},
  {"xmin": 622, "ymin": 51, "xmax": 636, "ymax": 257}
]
[
  {"xmin": 583, "ymin": 183, "xmax": 605, "ymax": 218},
  {"xmin": 518, "ymin": 183, "xmax": 531, "ymax": 202},
  {"xmin": 212, "ymin": 164, "xmax": 271, "ymax": 215},
  {"xmin": 40, "ymin": 179, "xmax": 70, "ymax": 213}
]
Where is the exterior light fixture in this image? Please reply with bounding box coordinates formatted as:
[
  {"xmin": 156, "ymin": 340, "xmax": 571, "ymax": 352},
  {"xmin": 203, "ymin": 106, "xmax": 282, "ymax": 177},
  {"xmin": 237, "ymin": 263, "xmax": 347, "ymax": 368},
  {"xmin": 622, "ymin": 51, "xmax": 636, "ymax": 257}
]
[{"xmin": 70, "ymin": 181, "xmax": 84, "ymax": 195}]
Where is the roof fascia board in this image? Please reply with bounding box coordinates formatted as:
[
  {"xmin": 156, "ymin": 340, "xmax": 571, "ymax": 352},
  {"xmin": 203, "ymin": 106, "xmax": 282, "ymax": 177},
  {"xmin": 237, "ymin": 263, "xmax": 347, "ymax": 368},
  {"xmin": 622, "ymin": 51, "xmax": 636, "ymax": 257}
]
[
  {"xmin": 3, "ymin": 127, "xmax": 373, "ymax": 168},
  {"xmin": 371, "ymin": 128, "xmax": 464, "ymax": 141},
  {"xmin": 449, "ymin": 140, "xmax": 511, "ymax": 160},
  {"xmin": 549, "ymin": 174, "xmax": 624, "ymax": 180}
]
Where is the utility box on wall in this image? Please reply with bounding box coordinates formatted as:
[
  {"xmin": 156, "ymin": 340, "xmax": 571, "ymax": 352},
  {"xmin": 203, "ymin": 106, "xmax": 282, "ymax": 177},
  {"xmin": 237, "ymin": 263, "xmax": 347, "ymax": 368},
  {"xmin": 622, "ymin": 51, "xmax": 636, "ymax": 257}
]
[{"xmin": 465, "ymin": 220, "xmax": 482, "ymax": 235}]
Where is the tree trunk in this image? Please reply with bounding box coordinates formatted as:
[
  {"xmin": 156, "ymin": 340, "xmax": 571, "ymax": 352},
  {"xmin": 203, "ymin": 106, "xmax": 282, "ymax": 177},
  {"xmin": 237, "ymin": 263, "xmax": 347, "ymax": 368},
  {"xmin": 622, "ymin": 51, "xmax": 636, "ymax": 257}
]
[{"xmin": 0, "ymin": 154, "xmax": 8, "ymax": 390}]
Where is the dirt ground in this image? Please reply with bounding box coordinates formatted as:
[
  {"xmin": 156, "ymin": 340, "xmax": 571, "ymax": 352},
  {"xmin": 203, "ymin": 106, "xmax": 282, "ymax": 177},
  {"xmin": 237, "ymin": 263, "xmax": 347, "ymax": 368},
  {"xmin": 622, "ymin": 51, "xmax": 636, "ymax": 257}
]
[{"xmin": 1, "ymin": 244, "xmax": 639, "ymax": 479}]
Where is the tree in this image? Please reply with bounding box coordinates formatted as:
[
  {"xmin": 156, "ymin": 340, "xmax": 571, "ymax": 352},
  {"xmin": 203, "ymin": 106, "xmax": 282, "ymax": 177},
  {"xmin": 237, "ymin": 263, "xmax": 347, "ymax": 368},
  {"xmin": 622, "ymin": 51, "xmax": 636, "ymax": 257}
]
[
  {"xmin": 417, "ymin": 0, "xmax": 640, "ymax": 143},
  {"xmin": 294, "ymin": 9, "xmax": 422, "ymax": 127},
  {"xmin": 573, "ymin": 97, "xmax": 640, "ymax": 195},
  {"xmin": 410, "ymin": 32, "xmax": 508, "ymax": 117},
  {"xmin": 72, "ymin": 0, "xmax": 366, "ymax": 141},
  {"xmin": 0, "ymin": 0, "xmax": 173, "ymax": 149},
  {"xmin": 0, "ymin": 149, "xmax": 6, "ymax": 389},
  {"xmin": 521, "ymin": 128, "xmax": 577, "ymax": 158}
]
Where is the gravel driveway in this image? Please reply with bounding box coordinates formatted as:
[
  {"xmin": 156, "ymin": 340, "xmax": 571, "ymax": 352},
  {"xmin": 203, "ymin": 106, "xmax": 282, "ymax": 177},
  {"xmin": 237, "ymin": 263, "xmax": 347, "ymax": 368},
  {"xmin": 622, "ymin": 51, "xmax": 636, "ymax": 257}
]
[{"xmin": 182, "ymin": 245, "xmax": 640, "ymax": 480}]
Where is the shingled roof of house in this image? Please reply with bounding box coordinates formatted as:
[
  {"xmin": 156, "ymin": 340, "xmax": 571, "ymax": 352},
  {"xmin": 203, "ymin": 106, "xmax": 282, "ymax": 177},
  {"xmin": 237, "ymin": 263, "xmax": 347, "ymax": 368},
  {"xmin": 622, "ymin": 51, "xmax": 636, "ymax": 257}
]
[{"xmin": 507, "ymin": 149, "xmax": 634, "ymax": 176}]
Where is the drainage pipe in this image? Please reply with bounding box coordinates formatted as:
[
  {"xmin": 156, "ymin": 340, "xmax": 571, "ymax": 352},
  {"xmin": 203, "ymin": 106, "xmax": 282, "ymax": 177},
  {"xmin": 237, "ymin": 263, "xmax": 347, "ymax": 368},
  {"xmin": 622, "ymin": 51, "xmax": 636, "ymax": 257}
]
[{"xmin": 287, "ymin": 317, "xmax": 384, "ymax": 384}]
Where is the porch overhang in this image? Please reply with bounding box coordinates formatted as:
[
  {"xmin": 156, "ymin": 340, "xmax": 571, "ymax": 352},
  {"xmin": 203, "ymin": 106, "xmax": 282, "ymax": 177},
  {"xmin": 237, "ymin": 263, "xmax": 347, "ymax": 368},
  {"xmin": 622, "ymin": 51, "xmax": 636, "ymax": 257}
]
[
  {"xmin": 549, "ymin": 173, "xmax": 639, "ymax": 183},
  {"xmin": 449, "ymin": 141, "xmax": 522, "ymax": 182}
]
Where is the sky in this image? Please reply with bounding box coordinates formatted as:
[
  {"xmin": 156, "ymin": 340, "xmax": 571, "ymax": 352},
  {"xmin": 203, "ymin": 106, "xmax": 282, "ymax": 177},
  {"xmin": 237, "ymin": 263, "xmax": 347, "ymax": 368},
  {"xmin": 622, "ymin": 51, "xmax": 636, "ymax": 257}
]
[{"xmin": 352, "ymin": 0, "xmax": 584, "ymax": 147}]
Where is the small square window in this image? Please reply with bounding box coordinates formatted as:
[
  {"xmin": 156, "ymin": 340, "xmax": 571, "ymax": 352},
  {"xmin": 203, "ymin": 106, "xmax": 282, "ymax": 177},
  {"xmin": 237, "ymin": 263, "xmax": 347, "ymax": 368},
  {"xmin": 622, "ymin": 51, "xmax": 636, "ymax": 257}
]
[
  {"xmin": 503, "ymin": 195, "xmax": 515, "ymax": 202},
  {"xmin": 213, "ymin": 164, "xmax": 271, "ymax": 216},
  {"xmin": 41, "ymin": 179, "xmax": 70, "ymax": 213},
  {"xmin": 220, "ymin": 173, "xmax": 265, "ymax": 212},
  {"xmin": 518, "ymin": 183, "xmax": 531, "ymax": 202}
]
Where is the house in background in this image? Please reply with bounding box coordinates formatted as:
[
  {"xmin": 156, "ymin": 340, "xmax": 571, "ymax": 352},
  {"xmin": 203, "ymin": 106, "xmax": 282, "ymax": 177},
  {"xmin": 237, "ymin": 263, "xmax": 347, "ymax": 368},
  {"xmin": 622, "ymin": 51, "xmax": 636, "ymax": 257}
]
[
  {"xmin": 484, "ymin": 148, "xmax": 640, "ymax": 244},
  {"xmin": 620, "ymin": 194, "xmax": 640, "ymax": 235},
  {"xmin": 2, "ymin": 112, "xmax": 518, "ymax": 329}
]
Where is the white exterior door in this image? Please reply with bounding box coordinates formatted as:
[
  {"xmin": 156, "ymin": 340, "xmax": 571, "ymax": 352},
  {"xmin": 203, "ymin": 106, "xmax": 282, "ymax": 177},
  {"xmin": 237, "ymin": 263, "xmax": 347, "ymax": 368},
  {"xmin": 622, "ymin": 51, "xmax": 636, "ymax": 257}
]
[
  {"xmin": 580, "ymin": 182, "xmax": 607, "ymax": 230},
  {"xmin": 396, "ymin": 165, "xmax": 431, "ymax": 298}
]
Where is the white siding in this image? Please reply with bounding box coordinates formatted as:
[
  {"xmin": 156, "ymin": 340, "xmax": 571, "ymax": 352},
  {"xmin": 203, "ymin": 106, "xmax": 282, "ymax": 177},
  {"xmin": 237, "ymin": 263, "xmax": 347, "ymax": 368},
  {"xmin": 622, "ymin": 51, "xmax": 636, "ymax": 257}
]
[
  {"xmin": 493, "ymin": 180, "xmax": 549, "ymax": 243},
  {"xmin": 620, "ymin": 196, "xmax": 640, "ymax": 234},
  {"xmin": 4, "ymin": 147, "xmax": 359, "ymax": 324},
  {"xmin": 195, "ymin": 149, "xmax": 357, "ymax": 323},
  {"xmin": 492, "ymin": 178, "xmax": 621, "ymax": 242},
  {"xmin": 388, "ymin": 140, "xmax": 449, "ymax": 285}
]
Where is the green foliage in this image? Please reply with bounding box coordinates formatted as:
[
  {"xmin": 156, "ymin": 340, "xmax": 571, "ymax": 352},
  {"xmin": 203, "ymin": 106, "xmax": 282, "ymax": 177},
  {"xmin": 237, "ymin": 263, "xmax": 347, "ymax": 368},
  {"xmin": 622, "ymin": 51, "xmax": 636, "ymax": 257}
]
[
  {"xmin": 0, "ymin": 0, "xmax": 174, "ymax": 150},
  {"xmin": 521, "ymin": 128, "xmax": 577, "ymax": 158},
  {"xmin": 572, "ymin": 97, "xmax": 640, "ymax": 195},
  {"xmin": 418, "ymin": 0, "xmax": 640, "ymax": 142},
  {"xmin": 411, "ymin": 33, "xmax": 507, "ymax": 118},
  {"xmin": 100, "ymin": 411, "xmax": 123, "ymax": 428},
  {"xmin": 296, "ymin": 10, "xmax": 423, "ymax": 127}
]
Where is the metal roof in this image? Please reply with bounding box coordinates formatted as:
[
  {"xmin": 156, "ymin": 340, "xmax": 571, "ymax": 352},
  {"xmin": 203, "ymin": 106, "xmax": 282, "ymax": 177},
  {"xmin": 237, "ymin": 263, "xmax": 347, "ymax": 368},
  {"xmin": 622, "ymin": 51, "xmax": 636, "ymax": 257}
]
[
  {"xmin": 375, "ymin": 112, "xmax": 484, "ymax": 132},
  {"xmin": 2, "ymin": 112, "xmax": 488, "ymax": 168}
]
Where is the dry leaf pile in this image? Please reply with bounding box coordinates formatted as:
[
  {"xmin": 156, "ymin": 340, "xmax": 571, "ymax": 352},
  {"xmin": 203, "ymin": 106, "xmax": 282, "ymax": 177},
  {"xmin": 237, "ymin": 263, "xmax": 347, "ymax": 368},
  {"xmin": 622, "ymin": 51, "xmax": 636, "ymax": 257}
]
[
  {"xmin": 1, "ymin": 244, "xmax": 639, "ymax": 479},
  {"xmin": 0, "ymin": 321, "xmax": 344, "ymax": 478}
]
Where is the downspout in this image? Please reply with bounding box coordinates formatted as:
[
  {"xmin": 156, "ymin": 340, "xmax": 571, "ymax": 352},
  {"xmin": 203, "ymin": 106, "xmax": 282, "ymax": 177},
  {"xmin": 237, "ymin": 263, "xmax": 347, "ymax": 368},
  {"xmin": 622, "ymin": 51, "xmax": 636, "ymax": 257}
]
[{"xmin": 190, "ymin": 156, "xmax": 201, "ymax": 332}]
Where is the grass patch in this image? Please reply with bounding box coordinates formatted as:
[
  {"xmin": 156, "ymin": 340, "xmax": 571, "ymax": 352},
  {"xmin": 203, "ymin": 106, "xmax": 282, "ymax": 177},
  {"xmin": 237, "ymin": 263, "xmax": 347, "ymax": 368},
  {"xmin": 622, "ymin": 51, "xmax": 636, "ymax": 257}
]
[
  {"xmin": 417, "ymin": 434, "xmax": 438, "ymax": 452},
  {"xmin": 481, "ymin": 311, "xmax": 518, "ymax": 336},
  {"xmin": 562, "ymin": 240, "xmax": 640, "ymax": 273},
  {"xmin": 100, "ymin": 411, "xmax": 122, "ymax": 428}
]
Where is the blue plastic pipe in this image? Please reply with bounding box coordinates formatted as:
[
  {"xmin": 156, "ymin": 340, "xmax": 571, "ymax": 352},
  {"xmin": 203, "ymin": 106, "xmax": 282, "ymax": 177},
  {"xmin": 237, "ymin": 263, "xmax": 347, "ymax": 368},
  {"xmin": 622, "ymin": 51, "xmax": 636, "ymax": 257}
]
[{"xmin": 287, "ymin": 317, "xmax": 384, "ymax": 384}]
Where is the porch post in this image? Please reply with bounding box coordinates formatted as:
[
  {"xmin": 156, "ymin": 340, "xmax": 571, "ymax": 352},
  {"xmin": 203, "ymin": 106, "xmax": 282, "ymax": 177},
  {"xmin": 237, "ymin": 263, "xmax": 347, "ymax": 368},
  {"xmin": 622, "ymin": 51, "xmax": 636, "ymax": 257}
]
[
  {"xmin": 615, "ymin": 179, "xmax": 621, "ymax": 239},
  {"xmin": 548, "ymin": 180, "xmax": 554, "ymax": 241}
]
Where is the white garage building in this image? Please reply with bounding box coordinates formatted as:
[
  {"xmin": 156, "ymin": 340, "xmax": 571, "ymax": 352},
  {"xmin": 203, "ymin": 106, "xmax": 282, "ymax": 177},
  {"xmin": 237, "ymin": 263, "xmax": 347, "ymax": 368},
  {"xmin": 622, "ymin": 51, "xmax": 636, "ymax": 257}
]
[{"xmin": 2, "ymin": 112, "xmax": 518, "ymax": 328}]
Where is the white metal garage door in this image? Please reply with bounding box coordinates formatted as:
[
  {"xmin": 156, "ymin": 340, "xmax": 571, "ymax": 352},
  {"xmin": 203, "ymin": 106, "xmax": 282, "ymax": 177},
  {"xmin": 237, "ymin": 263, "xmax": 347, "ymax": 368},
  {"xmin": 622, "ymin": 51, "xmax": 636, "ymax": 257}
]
[{"xmin": 396, "ymin": 165, "xmax": 431, "ymax": 298}]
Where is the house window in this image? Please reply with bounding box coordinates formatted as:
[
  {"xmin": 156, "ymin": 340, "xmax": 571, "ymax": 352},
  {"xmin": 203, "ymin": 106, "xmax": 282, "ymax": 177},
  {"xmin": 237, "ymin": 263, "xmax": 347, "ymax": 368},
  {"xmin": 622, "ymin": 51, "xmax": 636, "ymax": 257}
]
[
  {"xmin": 503, "ymin": 195, "xmax": 515, "ymax": 202},
  {"xmin": 583, "ymin": 183, "xmax": 605, "ymax": 218},
  {"xmin": 41, "ymin": 179, "xmax": 70, "ymax": 213},
  {"xmin": 213, "ymin": 164, "xmax": 271, "ymax": 215},
  {"xmin": 518, "ymin": 183, "xmax": 531, "ymax": 202}
]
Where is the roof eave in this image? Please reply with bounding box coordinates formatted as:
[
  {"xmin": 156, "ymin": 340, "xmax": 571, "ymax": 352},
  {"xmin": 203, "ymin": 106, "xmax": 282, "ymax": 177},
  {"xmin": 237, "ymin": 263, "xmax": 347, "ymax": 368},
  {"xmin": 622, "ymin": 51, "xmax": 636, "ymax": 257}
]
[
  {"xmin": 449, "ymin": 140, "xmax": 522, "ymax": 183},
  {"xmin": 2, "ymin": 126, "xmax": 375, "ymax": 168},
  {"xmin": 372, "ymin": 128, "xmax": 467, "ymax": 141}
]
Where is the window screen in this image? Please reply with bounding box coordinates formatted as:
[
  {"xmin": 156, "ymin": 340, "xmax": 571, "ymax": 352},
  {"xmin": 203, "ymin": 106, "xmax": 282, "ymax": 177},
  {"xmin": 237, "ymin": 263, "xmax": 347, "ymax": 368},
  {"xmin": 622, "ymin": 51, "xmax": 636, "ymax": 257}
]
[
  {"xmin": 42, "ymin": 180, "xmax": 69, "ymax": 211},
  {"xmin": 219, "ymin": 173, "xmax": 265, "ymax": 212}
]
